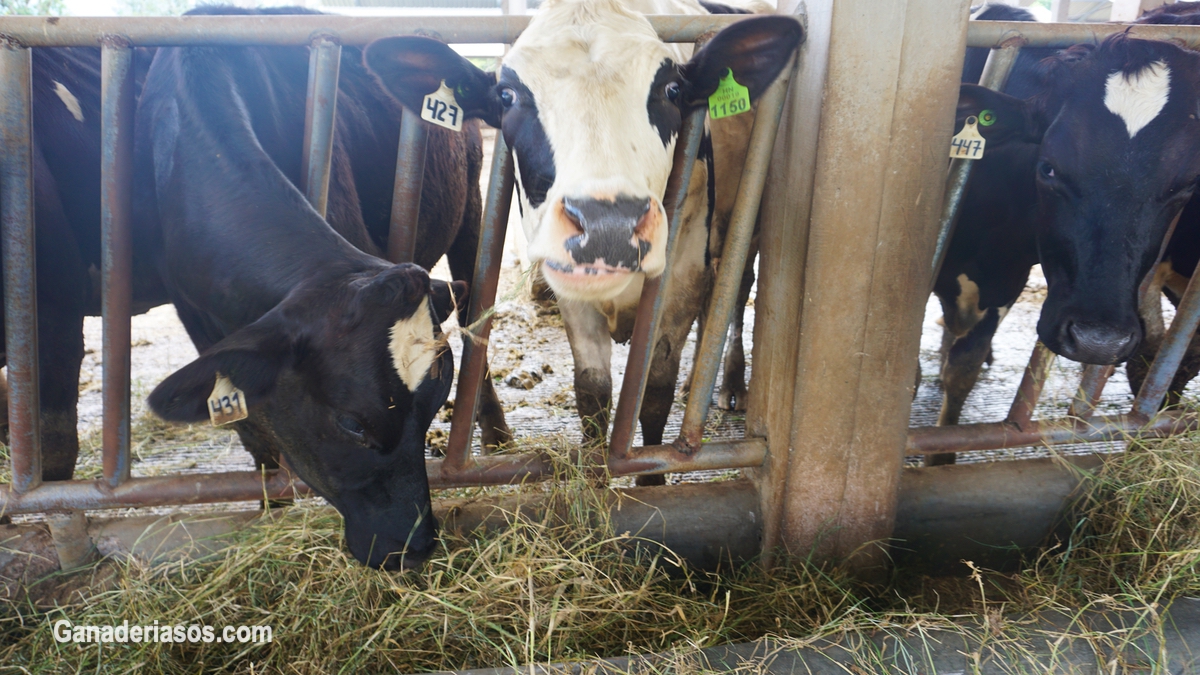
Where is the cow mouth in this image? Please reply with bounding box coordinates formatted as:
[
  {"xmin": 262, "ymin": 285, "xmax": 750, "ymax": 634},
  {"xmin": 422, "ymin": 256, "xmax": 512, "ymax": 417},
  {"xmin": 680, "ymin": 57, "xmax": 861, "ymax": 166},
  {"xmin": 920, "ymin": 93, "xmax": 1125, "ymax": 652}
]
[
  {"xmin": 541, "ymin": 259, "xmax": 638, "ymax": 301},
  {"xmin": 544, "ymin": 259, "xmax": 636, "ymax": 276}
]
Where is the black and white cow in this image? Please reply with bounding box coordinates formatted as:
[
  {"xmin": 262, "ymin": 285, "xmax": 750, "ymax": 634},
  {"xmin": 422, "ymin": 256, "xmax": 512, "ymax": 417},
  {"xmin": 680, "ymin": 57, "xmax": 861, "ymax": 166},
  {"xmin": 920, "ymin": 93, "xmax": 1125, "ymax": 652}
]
[
  {"xmin": 365, "ymin": 0, "xmax": 802, "ymax": 480},
  {"xmin": 136, "ymin": 6, "xmax": 499, "ymax": 569},
  {"xmin": 954, "ymin": 14, "xmax": 1200, "ymax": 409}
]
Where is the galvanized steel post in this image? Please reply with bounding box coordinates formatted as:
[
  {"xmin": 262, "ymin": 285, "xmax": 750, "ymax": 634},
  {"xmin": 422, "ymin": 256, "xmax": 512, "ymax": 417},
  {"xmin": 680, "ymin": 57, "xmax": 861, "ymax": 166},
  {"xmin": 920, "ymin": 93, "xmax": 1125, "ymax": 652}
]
[
  {"xmin": 1135, "ymin": 270, "xmax": 1200, "ymax": 417},
  {"xmin": 608, "ymin": 108, "xmax": 706, "ymax": 460},
  {"xmin": 300, "ymin": 37, "xmax": 341, "ymax": 218},
  {"xmin": 443, "ymin": 133, "xmax": 514, "ymax": 473},
  {"xmin": 677, "ymin": 55, "xmax": 797, "ymax": 451},
  {"xmin": 0, "ymin": 43, "xmax": 40, "ymax": 493},
  {"xmin": 101, "ymin": 40, "xmax": 136, "ymax": 487},
  {"xmin": 387, "ymin": 108, "xmax": 428, "ymax": 264},
  {"xmin": 775, "ymin": 0, "xmax": 971, "ymax": 574}
]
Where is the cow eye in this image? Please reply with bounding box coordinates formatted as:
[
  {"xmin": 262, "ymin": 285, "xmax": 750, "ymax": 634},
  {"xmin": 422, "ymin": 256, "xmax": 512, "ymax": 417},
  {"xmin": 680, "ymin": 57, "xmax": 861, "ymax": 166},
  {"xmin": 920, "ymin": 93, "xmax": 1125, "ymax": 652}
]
[
  {"xmin": 499, "ymin": 87, "xmax": 517, "ymax": 108},
  {"xmin": 665, "ymin": 82, "xmax": 681, "ymax": 102},
  {"xmin": 337, "ymin": 414, "xmax": 366, "ymax": 439},
  {"xmin": 1037, "ymin": 162, "xmax": 1056, "ymax": 180}
]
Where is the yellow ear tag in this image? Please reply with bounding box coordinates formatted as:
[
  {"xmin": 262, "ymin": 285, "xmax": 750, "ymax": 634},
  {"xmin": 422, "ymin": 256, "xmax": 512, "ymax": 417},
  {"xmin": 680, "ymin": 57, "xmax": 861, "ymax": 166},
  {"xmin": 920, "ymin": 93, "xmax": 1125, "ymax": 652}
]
[
  {"xmin": 207, "ymin": 374, "xmax": 248, "ymax": 426},
  {"xmin": 708, "ymin": 69, "xmax": 751, "ymax": 120},
  {"xmin": 949, "ymin": 115, "xmax": 986, "ymax": 159},
  {"xmin": 421, "ymin": 80, "xmax": 464, "ymax": 131}
]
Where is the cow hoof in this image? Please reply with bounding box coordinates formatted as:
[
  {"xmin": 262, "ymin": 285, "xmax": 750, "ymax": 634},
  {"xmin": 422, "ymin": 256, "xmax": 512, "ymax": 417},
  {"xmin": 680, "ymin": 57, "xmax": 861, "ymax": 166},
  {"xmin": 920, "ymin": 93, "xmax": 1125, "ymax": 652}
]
[
  {"xmin": 480, "ymin": 423, "xmax": 513, "ymax": 453},
  {"xmin": 718, "ymin": 385, "xmax": 748, "ymax": 412},
  {"xmin": 634, "ymin": 474, "xmax": 667, "ymax": 487}
]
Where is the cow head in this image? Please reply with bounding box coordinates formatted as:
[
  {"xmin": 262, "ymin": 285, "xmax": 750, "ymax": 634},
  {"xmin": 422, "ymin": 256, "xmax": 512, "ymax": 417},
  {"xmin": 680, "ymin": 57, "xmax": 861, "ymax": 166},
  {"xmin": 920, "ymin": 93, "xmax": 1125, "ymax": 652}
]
[
  {"xmin": 958, "ymin": 35, "xmax": 1200, "ymax": 364},
  {"xmin": 149, "ymin": 264, "xmax": 465, "ymax": 570},
  {"xmin": 365, "ymin": 2, "xmax": 802, "ymax": 302}
]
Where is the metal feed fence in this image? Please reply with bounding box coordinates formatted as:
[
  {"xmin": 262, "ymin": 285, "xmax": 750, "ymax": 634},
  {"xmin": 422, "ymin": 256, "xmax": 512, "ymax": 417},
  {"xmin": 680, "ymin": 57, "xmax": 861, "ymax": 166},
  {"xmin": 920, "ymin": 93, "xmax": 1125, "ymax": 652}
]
[
  {"xmin": 909, "ymin": 20, "xmax": 1200, "ymax": 460},
  {"xmin": 3, "ymin": 14, "xmax": 1200, "ymax": 522},
  {"xmin": 0, "ymin": 12, "xmax": 784, "ymax": 515}
]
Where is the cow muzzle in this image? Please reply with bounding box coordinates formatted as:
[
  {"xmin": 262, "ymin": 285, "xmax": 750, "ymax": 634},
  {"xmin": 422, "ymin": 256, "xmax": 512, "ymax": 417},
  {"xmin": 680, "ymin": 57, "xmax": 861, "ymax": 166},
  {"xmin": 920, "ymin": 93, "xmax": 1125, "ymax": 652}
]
[
  {"xmin": 540, "ymin": 195, "xmax": 666, "ymax": 301},
  {"xmin": 1045, "ymin": 318, "xmax": 1140, "ymax": 365}
]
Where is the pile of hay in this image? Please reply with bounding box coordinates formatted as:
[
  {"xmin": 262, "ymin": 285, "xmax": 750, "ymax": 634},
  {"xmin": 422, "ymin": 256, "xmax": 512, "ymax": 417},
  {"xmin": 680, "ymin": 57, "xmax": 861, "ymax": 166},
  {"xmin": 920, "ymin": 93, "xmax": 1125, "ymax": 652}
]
[{"xmin": 2, "ymin": 433, "xmax": 1198, "ymax": 673}]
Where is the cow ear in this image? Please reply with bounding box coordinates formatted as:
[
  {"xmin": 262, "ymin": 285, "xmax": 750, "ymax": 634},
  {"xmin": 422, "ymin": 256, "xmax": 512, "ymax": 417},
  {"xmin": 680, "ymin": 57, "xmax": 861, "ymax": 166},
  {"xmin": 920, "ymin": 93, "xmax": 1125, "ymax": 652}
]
[
  {"xmin": 148, "ymin": 321, "xmax": 290, "ymax": 423},
  {"xmin": 680, "ymin": 15, "xmax": 804, "ymax": 106},
  {"xmin": 364, "ymin": 35, "xmax": 501, "ymax": 127},
  {"xmin": 957, "ymin": 84, "xmax": 1045, "ymax": 146},
  {"xmin": 430, "ymin": 279, "xmax": 469, "ymax": 323}
]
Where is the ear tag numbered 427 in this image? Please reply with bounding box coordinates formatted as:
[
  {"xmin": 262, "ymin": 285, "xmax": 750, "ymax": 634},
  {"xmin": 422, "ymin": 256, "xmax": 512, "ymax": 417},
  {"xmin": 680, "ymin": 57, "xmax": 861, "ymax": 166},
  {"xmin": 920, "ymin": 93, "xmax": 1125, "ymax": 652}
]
[
  {"xmin": 208, "ymin": 374, "xmax": 248, "ymax": 426},
  {"xmin": 422, "ymin": 80, "xmax": 464, "ymax": 131},
  {"xmin": 708, "ymin": 69, "xmax": 751, "ymax": 120},
  {"xmin": 949, "ymin": 115, "xmax": 986, "ymax": 159}
]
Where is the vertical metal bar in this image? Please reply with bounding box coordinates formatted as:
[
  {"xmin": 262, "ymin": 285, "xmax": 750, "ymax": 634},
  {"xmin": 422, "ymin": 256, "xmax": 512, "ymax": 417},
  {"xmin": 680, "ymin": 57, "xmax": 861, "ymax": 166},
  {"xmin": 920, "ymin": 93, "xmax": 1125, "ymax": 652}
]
[
  {"xmin": 608, "ymin": 109, "xmax": 706, "ymax": 460},
  {"xmin": 0, "ymin": 44, "xmax": 39, "ymax": 492},
  {"xmin": 1005, "ymin": 341, "xmax": 1056, "ymax": 430},
  {"xmin": 1134, "ymin": 269, "xmax": 1200, "ymax": 417},
  {"xmin": 1068, "ymin": 364, "xmax": 1114, "ymax": 418},
  {"xmin": 929, "ymin": 38, "xmax": 1024, "ymax": 286},
  {"xmin": 677, "ymin": 56, "xmax": 796, "ymax": 450},
  {"xmin": 386, "ymin": 108, "xmax": 428, "ymax": 264},
  {"xmin": 300, "ymin": 37, "xmax": 341, "ymax": 218},
  {"xmin": 101, "ymin": 41, "xmax": 135, "ymax": 487},
  {"xmin": 443, "ymin": 133, "xmax": 514, "ymax": 474}
]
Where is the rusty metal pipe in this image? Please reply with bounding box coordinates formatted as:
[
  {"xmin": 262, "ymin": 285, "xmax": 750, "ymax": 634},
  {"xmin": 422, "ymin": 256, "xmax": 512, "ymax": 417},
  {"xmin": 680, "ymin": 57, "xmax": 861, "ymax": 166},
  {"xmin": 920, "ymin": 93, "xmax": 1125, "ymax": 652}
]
[
  {"xmin": 101, "ymin": 42, "xmax": 135, "ymax": 487},
  {"xmin": 1068, "ymin": 364, "xmax": 1115, "ymax": 419},
  {"xmin": 0, "ymin": 44, "xmax": 39, "ymax": 493},
  {"xmin": 443, "ymin": 132, "xmax": 514, "ymax": 472},
  {"xmin": 386, "ymin": 107, "xmax": 427, "ymax": 264},
  {"xmin": 906, "ymin": 410, "xmax": 1196, "ymax": 456},
  {"xmin": 609, "ymin": 108, "xmax": 706, "ymax": 460},
  {"xmin": 677, "ymin": 55, "xmax": 796, "ymax": 450},
  {"xmin": 929, "ymin": 38, "xmax": 1023, "ymax": 286},
  {"xmin": 1005, "ymin": 341, "xmax": 1056, "ymax": 430},
  {"xmin": 0, "ymin": 15, "xmax": 748, "ymax": 47},
  {"xmin": 0, "ymin": 438, "xmax": 765, "ymax": 514},
  {"xmin": 299, "ymin": 37, "xmax": 341, "ymax": 218},
  {"xmin": 1134, "ymin": 264, "xmax": 1200, "ymax": 417}
]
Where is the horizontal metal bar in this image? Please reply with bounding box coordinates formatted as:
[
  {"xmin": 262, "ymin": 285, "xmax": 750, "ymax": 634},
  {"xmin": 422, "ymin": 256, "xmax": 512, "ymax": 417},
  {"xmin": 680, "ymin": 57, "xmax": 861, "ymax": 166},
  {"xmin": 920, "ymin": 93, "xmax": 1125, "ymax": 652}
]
[
  {"xmin": 967, "ymin": 20, "xmax": 1200, "ymax": 49},
  {"xmin": 0, "ymin": 14, "xmax": 748, "ymax": 47},
  {"xmin": 0, "ymin": 439, "xmax": 764, "ymax": 514},
  {"xmin": 906, "ymin": 411, "xmax": 1197, "ymax": 456}
]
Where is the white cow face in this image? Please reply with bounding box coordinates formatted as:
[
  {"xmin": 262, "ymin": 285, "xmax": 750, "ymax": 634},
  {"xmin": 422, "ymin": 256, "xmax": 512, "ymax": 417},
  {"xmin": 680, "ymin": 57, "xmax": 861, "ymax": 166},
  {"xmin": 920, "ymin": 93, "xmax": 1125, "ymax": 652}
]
[{"xmin": 365, "ymin": 3, "xmax": 803, "ymax": 301}]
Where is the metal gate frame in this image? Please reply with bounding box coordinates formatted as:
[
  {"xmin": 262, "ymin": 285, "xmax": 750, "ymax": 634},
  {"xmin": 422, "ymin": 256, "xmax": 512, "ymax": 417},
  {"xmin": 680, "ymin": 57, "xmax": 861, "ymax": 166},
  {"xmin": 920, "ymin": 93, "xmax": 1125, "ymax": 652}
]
[
  {"xmin": 909, "ymin": 19, "xmax": 1200, "ymax": 460},
  {"xmin": 0, "ymin": 12, "xmax": 794, "ymax": 514}
]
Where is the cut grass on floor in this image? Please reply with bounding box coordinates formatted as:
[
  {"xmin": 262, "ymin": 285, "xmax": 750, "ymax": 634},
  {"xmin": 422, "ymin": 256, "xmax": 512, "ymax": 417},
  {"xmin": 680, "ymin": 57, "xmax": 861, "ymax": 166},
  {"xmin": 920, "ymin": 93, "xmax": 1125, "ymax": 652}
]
[{"xmin": 1, "ymin": 432, "xmax": 1198, "ymax": 673}]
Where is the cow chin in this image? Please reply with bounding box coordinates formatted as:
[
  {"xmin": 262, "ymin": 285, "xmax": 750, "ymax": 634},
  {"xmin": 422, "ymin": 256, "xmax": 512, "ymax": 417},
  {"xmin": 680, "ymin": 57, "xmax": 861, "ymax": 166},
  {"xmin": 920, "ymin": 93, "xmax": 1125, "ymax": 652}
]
[{"xmin": 541, "ymin": 260, "xmax": 640, "ymax": 302}]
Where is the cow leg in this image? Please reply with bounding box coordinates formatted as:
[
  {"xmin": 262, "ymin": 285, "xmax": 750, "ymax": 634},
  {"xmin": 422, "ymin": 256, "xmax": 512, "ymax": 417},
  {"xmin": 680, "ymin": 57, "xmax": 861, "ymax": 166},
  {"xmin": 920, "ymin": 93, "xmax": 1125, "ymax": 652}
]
[
  {"xmin": 928, "ymin": 307, "xmax": 1003, "ymax": 467},
  {"xmin": 37, "ymin": 304, "xmax": 86, "ymax": 481},
  {"xmin": 560, "ymin": 300, "xmax": 613, "ymax": 446},
  {"xmin": 718, "ymin": 243, "xmax": 757, "ymax": 412},
  {"xmin": 446, "ymin": 210, "xmax": 512, "ymax": 451},
  {"xmin": 635, "ymin": 319, "xmax": 693, "ymax": 487}
]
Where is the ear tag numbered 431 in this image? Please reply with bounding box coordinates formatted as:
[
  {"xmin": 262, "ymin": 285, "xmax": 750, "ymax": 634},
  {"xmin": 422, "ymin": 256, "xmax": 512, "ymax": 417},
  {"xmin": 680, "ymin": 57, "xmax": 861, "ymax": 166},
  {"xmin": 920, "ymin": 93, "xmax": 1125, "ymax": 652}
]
[
  {"xmin": 708, "ymin": 69, "xmax": 751, "ymax": 120},
  {"xmin": 422, "ymin": 80, "xmax": 463, "ymax": 131},
  {"xmin": 949, "ymin": 115, "xmax": 986, "ymax": 159},
  {"xmin": 208, "ymin": 374, "xmax": 248, "ymax": 426}
]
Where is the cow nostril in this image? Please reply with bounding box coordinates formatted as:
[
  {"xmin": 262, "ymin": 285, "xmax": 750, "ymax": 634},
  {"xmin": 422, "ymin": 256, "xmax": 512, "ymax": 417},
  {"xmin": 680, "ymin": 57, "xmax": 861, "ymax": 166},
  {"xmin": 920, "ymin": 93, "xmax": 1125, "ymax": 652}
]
[
  {"xmin": 1064, "ymin": 321, "xmax": 1137, "ymax": 363},
  {"xmin": 633, "ymin": 198, "xmax": 654, "ymax": 238},
  {"xmin": 561, "ymin": 198, "xmax": 585, "ymax": 234}
]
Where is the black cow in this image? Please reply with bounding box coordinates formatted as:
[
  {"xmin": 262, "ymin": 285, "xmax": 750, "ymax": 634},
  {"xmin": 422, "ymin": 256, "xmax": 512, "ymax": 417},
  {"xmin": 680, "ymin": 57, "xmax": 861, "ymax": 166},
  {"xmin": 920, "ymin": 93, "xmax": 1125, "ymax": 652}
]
[
  {"xmin": 926, "ymin": 5, "xmax": 1053, "ymax": 465},
  {"xmin": 136, "ymin": 6, "xmax": 501, "ymax": 569},
  {"xmin": 954, "ymin": 11, "xmax": 1200, "ymax": 412}
]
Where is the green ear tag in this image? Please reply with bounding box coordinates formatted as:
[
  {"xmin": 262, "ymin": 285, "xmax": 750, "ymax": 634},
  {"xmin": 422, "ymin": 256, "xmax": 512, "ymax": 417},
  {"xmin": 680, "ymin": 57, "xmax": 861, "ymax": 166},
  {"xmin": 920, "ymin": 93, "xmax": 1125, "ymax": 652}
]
[
  {"xmin": 978, "ymin": 109, "xmax": 997, "ymax": 127},
  {"xmin": 708, "ymin": 69, "xmax": 751, "ymax": 120}
]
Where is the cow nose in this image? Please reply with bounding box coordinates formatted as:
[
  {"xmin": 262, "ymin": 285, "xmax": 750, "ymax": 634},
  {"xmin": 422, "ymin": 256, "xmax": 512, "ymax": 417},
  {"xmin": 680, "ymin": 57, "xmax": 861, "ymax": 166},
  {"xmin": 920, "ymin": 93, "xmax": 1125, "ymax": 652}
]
[
  {"xmin": 1059, "ymin": 320, "xmax": 1138, "ymax": 364},
  {"xmin": 561, "ymin": 196, "xmax": 655, "ymax": 271}
]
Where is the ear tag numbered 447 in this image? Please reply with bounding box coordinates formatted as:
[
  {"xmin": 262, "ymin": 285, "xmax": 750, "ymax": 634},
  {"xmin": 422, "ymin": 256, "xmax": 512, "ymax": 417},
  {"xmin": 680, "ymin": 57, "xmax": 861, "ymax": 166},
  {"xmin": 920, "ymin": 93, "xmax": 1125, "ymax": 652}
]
[
  {"xmin": 208, "ymin": 374, "xmax": 248, "ymax": 426},
  {"xmin": 949, "ymin": 115, "xmax": 986, "ymax": 159},
  {"xmin": 708, "ymin": 69, "xmax": 751, "ymax": 120},
  {"xmin": 422, "ymin": 80, "xmax": 463, "ymax": 131}
]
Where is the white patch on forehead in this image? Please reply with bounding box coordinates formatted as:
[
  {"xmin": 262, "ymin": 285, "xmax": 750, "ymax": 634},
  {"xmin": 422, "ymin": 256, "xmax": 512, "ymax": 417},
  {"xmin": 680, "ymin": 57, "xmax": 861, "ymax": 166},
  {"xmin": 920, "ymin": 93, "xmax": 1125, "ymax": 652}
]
[
  {"xmin": 53, "ymin": 81, "xmax": 84, "ymax": 122},
  {"xmin": 389, "ymin": 297, "xmax": 438, "ymax": 391},
  {"xmin": 1104, "ymin": 60, "xmax": 1170, "ymax": 139}
]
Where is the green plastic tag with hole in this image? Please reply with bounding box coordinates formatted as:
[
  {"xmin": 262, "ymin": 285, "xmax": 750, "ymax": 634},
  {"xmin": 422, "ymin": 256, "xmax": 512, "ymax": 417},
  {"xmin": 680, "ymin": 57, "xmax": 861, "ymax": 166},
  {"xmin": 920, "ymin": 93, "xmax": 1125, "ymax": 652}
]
[
  {"xmin": 978, "ymin": 109, "xmax": 997, "ymax": 127},
  {"xmin": 708, "ymin": 69, "xmax": 751, "ymax": 120}
]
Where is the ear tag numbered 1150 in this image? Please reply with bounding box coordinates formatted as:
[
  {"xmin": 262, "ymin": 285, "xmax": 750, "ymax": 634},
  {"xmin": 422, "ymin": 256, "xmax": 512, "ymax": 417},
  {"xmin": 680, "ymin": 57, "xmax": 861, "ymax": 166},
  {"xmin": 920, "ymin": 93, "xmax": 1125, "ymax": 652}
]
[
  {"xmin": 422, "ymin": 80, "xmax": 464, "ymax": 131},
  {"xmin": 949, "ymin": 115, "xmax": 986, "ymax": 160},
  {"xmin": 708, "ymin": 68, "xmax": 751, "ymax": 120},
  {"xmin": 208, "ymin": 374, "xmax": 248, "ymax": 426}
]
